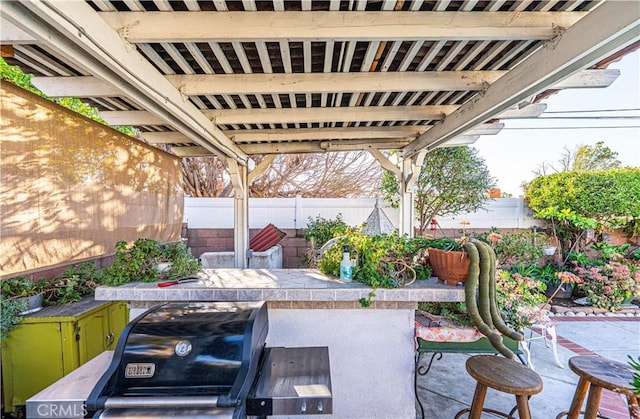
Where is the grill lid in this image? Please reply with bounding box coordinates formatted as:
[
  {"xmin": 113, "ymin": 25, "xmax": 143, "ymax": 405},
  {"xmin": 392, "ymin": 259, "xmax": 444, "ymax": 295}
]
[{"xmin": 86, "ymin": 301, "xmax": 268, "ymax": 415}]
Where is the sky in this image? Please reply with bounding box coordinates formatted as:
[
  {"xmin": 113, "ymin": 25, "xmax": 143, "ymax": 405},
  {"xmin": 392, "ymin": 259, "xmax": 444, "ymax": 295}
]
[{"xmin": 473, "ymin": 49, "xmax": 640, "ymax": 197}]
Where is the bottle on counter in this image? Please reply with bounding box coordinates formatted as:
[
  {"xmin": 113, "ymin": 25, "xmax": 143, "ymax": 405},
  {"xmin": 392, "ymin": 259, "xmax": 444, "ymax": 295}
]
[{"xmin": 340, "ymin": 245, "xmax": 353, "ymax": 282}]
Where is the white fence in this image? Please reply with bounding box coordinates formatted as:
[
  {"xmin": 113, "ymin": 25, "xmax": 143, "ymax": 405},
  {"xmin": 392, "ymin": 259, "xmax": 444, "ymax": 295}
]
[{"xmin": 184, "ymin": 197, "xmax": 538, "ymax": 230}]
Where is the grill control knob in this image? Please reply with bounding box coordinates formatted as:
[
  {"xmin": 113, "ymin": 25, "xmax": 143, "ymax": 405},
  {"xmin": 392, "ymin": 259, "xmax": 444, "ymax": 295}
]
[
  {"xmin": 301, "ymin": 401, "xmax": 306, "ymax": 413},
  {"xmin": 318, "ymin": 401, "xmax": 323, "ymax": 412}
]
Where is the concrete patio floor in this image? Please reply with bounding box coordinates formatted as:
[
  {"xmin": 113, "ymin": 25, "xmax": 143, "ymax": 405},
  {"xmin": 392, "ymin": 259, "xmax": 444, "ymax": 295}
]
[{"xmin": 416, "ymin": 316, "xmax": 640, "ymax": 419}]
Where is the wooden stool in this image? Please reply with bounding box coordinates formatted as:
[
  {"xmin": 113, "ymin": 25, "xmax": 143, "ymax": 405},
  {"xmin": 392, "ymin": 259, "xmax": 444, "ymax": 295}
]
[
  {"xmin": 559, "ymin": 355, "xmax": 637, "ymax": 419},
  {"xmin": 456, "ymin": 355, "xmax": 543, "ymax": 419}
]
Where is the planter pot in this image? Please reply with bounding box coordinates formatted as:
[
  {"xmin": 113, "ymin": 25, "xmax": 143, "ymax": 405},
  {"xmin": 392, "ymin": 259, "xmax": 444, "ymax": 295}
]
[
  {"xmin": 155, "ymin": 262, "xmax": 173, "ymax": 273},
  {"xmin": 18, "ymin": 292, "xmax": 43, "ymax": 315},
  {"xmin": 427, "ymin": 248, "xmax": 470, "ymax": 286},
  {"xmin": 542, "ymin": 246, "xmax": 557, "ymax": 256}
]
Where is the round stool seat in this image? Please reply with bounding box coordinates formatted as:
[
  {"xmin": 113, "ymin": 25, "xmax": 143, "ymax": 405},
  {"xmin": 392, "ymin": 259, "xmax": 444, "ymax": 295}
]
[
  {"xmin": 559, "ymin": 355, "xmax": 637, "ymax": 419},
  {"xmin": 568, "ymin": 355, "xmax": 634, "ymax": 393},
  {"xmin": 466, "ymin": 355, "xmax": 543, "ymax": 396}
]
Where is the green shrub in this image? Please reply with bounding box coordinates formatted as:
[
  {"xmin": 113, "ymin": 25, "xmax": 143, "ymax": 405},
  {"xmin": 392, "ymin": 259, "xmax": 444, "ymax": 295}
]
[
  {"xmin": 103, "ymin": 239, "xmax": 200, "ymax": 285},
  {"xmin": 526, "ymin": 168, "xmax": 640, "ymax": 253},
  {"xmin": 318, "ymin": 230, "xmax": 432, "ymax": 288}
]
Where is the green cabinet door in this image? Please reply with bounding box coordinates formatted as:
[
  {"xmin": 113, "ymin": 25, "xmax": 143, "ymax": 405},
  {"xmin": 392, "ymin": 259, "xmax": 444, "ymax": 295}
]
[
  {"xmin": 2, "ymin": 322, "xmax": 65, "ymax": 412},
  {"xmin": 1, "ymin": 299, "xmax": 128, "ymax": 413}
]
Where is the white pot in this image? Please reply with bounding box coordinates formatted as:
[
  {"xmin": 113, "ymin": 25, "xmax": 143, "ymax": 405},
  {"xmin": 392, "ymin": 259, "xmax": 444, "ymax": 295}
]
[
  {"xmin": 155, "ymin": 262, "xmax": 173, "ymax": 273},
  {"xmin": 543, "ymin": 246, "xmax": 557, "ymax": 256}
]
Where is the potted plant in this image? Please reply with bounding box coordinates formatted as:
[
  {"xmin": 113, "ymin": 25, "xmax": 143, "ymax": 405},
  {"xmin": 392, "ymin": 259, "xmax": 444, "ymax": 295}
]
[
  {"xmin": 0, "ymin": 277, "xmax": 46, "ymax": 340},
  {"xmin": 426, "ymin": 237, "xmax": 470, "ymax": 286}
]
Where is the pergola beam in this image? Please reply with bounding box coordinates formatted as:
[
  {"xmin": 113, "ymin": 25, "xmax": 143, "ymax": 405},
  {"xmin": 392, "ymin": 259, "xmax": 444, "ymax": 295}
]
[
  {"xmin": 402, "ymin": 1, "xmax": 640, "ymax": 157},
  {"xmin": 32, "ymin": 69, "xmax": 619, "ymax": 97},
  {"xmin": 143, "ymin": 124, "xmax": 502, "ymax": 146},
  {"xmin": 2, "ymin": 1, "xmax": 248, "ymax": 165},
  {"xmin": 99, "ymin": 11, "xmax": 588, "ymax": 42}
]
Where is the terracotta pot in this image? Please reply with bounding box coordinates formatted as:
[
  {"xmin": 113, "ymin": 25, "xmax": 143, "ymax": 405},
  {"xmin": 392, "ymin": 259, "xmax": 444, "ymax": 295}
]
[{"xmin": 427, "ymin": 248, "xmax": 470, "ymax": 286}]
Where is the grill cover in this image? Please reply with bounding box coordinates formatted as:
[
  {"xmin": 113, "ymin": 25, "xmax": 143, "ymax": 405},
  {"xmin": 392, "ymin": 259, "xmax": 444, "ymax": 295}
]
[{"xmin": 86, "ymin": 302, "xmax": 268, "ymax": 417}]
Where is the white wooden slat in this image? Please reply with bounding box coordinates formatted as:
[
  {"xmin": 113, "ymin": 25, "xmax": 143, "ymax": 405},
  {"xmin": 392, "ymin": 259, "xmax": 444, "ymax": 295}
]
[
  {"xmin": 137, "ymin": 44, "xmax": 176, "ymax": 74},
  {"xmin": 415, "ymin": 40, "xmax": 445, "ymax": 71},
  {"xmin": 303, "ymin": 41, "xmax": 312, "ymax": 72},
  {"xmin": 185, "ymin": 43, "xmax": 215, "ymax": 73},
  {"xmin": 273, "ymin": 0, "xmax": 285, "ymax": 11},
  {"xmin": 91, "ymin": 0, "xmax": 117, "ymax": 11},
  {"xmin": 360, "ymin": 41, "xmax": 380, "ymax": 71},
  {"xmin": 242, "ymin": 0, "xmax": 257, "ymax": 12},
  {"xmin": 190, "ymin": 95, "xmax": 208, "ymax": 110},
  {"xmin": 473, "ymin": 41, "xmax": 510, "ymax": 70},
  {"xmin": 410, "ymin": 1, "xmax": 425, "ymax": 11},
  {"xmin": 213, "ymin": 1, "xmax": 228, "ymax": 11},
  {"xmin": 379, "ymin": 41, "xmax": 402, "ymax": 72},
  {"xmin": 453, "ymin": 40, "xmax": 490, "ymax": 70},
  {"xmin": 207, "ymin": 95, "xmax": 223, "ymax": 109},
  {"xmin": 12, "ymin": 50, "xmax": 56, "ymax": 76},
  {"xmin": 434, "ymin": 41, "xmax": 467, "ymax": 71},
  {"xmin": 122, "ymin": 0, "xmax": 145, "ymax": 11},
  {"xmin": 208, "ymin": 42, "xmax": 234, "ymax": 74},
  {"xmin": 160, "ymin": 42, "xmax": 195, "ymax": 74},
  {"xmin": 280, "ymin": 41, "xmax": 292, "ymax": 73},
  {"xmin": 491, "ymin": 40, "xmax": 534, "ymax": 69},
  {"xmin": 232, "ymin": 42, "xmax": 253, "ymax": 73},
  {"xmin": 184, "ymin": 1, "xmax": 202, "ymax": 11},
  {"xmin": 256, "ymin": 42, "xmax": 273, "ymax": 73},
  {"xmin": 17, "ymin": 45, "xmax": 74, "ymax": 76},
  {"xmin": 397, "ymin": 41, "xmax": 424, "ymax": 71},
  {"xmin": 152, "ymin": 0, "xmax": 173, "ymax": 11}
]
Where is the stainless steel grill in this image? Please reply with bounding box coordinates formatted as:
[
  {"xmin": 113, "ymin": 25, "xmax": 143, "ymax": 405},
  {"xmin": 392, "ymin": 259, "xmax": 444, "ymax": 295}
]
[{"xmin": 29, "ymin": 301, "xmax": 331, "ymax": 419}]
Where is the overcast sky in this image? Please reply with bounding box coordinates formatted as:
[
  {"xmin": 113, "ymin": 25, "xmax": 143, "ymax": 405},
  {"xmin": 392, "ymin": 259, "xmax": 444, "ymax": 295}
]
[{"xmin": 473, "ymin": 49, "xmax": 640, "ymax": 197}]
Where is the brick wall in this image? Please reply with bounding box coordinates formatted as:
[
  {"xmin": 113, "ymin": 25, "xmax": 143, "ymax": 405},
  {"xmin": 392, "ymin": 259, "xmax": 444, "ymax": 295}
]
[{"xmin": 186, "ymin": 227, "xmax": 311, "ymax": 268}]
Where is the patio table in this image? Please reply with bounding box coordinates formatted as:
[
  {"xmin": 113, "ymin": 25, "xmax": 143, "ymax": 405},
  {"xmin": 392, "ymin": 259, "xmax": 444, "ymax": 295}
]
[{"xmin": 95, "ymin": 269, "xmax": 464, "ymax": 419}]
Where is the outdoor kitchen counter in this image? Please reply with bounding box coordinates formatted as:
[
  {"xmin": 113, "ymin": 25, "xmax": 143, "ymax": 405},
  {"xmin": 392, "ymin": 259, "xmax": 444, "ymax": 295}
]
[
  {"xmin": 94, "ymin": 269, "xmax": 465, "ymax": 419},
  {"xmin": 94, "ymin": 268, "xmax": 465, "ymax": 306}
]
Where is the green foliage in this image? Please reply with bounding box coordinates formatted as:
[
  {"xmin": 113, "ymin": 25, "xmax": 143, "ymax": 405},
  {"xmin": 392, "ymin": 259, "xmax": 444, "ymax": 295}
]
[
  {"xmin": 380, "ymin": 147, "xmax": 495, "ymax": 234},
  {"xmin": 317, "ymin": 230, "xmax": 432, "ymax": 288},
  {"xmin": 485, "ymin": 231, "xmax": 544, "ymax": 267},
  {"xmin": 46, "ymin": 262, "xmax": 105, "ymax": 306},
  {"xmin": 0, "ymin": 295, "xmax": 28, "ymax": 341},
  {"xmin": 418, "ymin": 302, "xmax": 473, "ymax": 326},
  {"xmin": 103, "ymin": 239, "xmax": 200, "ymax": 285},
  {"xmin": 629, "ymin": 356, "xmax": 640, "ymax": 395},
  {"xmin": 496, "ymin": 270, "xmax": 548, "ymax": 330},
  {"xmin": 304, "ymin": 214, "xmax": 349, "ymax": 247},
  {"xmin": 1, "ymin": 276, "xmax": 45, "ymax": 297},
  {"xmin": 526, "ymin": 168, "xmax": 640, "ymax": 256},
  {"xmin": 0, "ymin": 58, "xmax": 136, "ymax": 137}
]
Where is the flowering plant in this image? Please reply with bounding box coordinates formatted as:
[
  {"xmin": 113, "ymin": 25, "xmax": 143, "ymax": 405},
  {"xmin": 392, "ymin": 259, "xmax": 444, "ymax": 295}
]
[
  {"xmin": 496, "ymin": 271, "xmax": 548, "ymax": 330},
  {"xmin": 496, "ymin": 269, "xmax": 582, "ymax": 330},
  {"xmin": 574, "ymin": 259, "xmax": 640, "ymax": 311}
]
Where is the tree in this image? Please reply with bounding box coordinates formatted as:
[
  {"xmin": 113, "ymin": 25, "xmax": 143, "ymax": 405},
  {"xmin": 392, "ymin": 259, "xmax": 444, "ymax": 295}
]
[
  {"xmin": 525, "ymin": 168, "xmax": 640, "ymax": 258},
  {"xmin": 380, "ymin": 147, "xmax": 496, "ymax": 235},
  {"xmin": 534, "ymin": 141, "xmax": 621, "ymax": 175},
  {"xmin": 182, "ymin": 152, "xmax": 382, "ymax": 198}
]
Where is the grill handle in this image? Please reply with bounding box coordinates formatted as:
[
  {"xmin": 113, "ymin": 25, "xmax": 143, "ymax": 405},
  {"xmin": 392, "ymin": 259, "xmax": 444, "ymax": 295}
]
[{"xmin": 104, "ymin": 396, "xmax": 219, "ymax": 409}]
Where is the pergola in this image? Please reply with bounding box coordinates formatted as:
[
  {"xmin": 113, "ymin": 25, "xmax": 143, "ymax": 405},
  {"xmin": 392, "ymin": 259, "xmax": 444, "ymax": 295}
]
[{"xmin": 2, "ymin": 0, "xmax": 638, "ymax": 267}]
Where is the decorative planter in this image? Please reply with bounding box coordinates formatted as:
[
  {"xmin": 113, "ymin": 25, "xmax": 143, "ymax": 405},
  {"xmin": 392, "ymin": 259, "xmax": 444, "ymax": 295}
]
[
  {"xmin": 542, "ymin": 246, "xmax": 557, "ymax": 256},
  {"xmin": 427, "ymin": 248, "xmax": 470, "ymax": 286}
]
